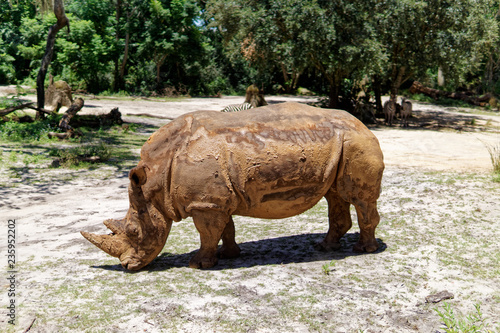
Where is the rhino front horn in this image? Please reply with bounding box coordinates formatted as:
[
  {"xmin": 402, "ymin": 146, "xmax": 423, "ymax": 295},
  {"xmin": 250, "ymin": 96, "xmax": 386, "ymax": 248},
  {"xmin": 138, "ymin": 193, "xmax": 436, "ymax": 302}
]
[{"xmin": 80, "ymin": 231, "xmax": 129, "ymax": 258}]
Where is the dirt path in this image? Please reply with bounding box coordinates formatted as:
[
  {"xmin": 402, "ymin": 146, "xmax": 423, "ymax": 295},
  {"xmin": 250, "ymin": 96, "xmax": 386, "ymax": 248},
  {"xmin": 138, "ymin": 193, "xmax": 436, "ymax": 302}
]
[{"xmin": 1, "ymin": 92, "xmax": 499, "ymax": 332}]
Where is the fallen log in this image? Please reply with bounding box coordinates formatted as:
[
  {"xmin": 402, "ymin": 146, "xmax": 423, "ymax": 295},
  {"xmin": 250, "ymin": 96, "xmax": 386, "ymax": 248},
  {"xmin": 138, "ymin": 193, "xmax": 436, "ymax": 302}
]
[
  {"xmin": 409, "ymin": 81, "xmax": 492, "ymax": 106},
  {"xmin": 25, "ymin": 105, "xmax": 53, "ymax": 114},
  {"xmin": 47, "ymin": 130, "xmax": 79, "ymax": 140},
  {"xmin": 51, "ymin": 155, "xmax": 101, "ymax": 168},
  {"xmin": 70, "ymin": 107, "xmax": 124, "ymax": 127},
  {"xmin": 58, "ymin": 97, "xmax": 84, "ymax": 131}
]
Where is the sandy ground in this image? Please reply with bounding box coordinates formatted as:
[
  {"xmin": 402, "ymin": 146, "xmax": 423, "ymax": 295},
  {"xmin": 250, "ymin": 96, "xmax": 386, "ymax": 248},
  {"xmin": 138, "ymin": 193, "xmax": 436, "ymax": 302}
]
[{"xmin": 1, "ymin": 89, "xmax": 499, "ymax": 332}]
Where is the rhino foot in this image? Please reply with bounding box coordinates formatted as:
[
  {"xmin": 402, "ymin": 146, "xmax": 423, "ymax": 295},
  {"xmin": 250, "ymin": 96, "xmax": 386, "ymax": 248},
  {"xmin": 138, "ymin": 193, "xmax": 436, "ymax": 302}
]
[
  {"xmin": 189, "ymin": 254, "xmax": 218, "ymax": 269},
  {"xmin": 314, "ymin": 241, "xmax": 341, "ymax": 252},
  {"xmin": 353, "ymin": 240, "xmax": 378, "ymax": 253},
  {"xmin": 217, "ymin": 244, "xmax": 241, "ymax": 259}
]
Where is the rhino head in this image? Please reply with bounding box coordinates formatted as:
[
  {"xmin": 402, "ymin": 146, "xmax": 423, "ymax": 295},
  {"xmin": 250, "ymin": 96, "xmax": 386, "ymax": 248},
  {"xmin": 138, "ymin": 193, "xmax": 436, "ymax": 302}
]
[{"xmin": 81, "ymin": 164, "xmax": 172, "ymax": 270}]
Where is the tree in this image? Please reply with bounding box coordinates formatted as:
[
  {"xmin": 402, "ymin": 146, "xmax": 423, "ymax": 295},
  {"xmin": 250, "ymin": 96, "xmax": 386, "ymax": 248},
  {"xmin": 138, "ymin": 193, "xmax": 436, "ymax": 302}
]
[
  {"xmin": 138, "ymin": 0, "xmax": 202, "ymax": 89},
  {"xmin": 207, "ymin": 0, "xmax": 386, "ymax": 107},
  {"xmin": 35, "ymin": 0, "xmax": 69, "ymax": 118},
  {"xmin": 206, "ymin": 0, "xmax": 311, "ymax": 93},
  {"xmin": 374, "ymin": 0, "xmax": 499, "ymax": 99}
]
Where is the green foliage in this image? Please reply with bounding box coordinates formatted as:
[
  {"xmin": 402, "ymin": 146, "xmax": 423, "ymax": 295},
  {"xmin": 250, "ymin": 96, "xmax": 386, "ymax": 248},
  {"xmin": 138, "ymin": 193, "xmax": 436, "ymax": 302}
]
[
  {"xmin": 0, "ymin": 115, "xmax": 59, "ymax": 142},
  {"xmin": 321, "ymin": 260, "xmax": 335, "ymax": 275},
  {"xmin": 54, "ymin": 15, "xmax": 114, "ymax": 92},
  {"xmin": 435, "ymin": 303, "xmax": 495, "ymax": 333},
  {"xmin": 2, "ymin": 0, "xmax": 500, "ymax": 99},
  {"xmin": 0, "ymin": 96, "xmax": 23, "ymax": 109},
  {"xmin": 0, "ymin": 36, "xmax": 16, "ymax": 83},
  {"xmin": 48, "ymin": 142, "xmax": 112, "ymax": 167},
  {"xmin": 409, "ymin": 93, "xmax": 473, "ymax": 108}
]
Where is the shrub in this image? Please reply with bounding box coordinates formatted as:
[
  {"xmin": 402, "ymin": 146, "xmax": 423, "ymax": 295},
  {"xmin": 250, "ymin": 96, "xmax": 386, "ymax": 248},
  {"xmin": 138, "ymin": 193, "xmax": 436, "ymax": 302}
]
[{"xmin": 0, "ymin": 115, "xmax": 59, "ymax": 142}]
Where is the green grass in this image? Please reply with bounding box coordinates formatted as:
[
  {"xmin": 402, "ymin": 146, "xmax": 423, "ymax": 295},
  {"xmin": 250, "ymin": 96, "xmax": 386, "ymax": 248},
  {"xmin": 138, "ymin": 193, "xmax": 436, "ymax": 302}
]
[
  {"xmin": 435, "ymin": 303, "xmax": 498, "ymax": 333},
  {"xmin": 409, "ymin": 93, "xmax": 478, "ymax": 108},
  {"xmin": 48, "ymin": 141, "xmax": 112, "ymax": 167},
  {"xmin": 0, "ymin": 114, "xmax": 61, "ymax": 143},
  {"xmin": 479, "ymin": 140, "xmax": 500, "ymax": 182}
]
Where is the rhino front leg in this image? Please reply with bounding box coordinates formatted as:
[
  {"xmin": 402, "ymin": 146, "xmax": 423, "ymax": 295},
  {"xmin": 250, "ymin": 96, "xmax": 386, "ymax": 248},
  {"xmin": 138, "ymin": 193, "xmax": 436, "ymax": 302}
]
[
  {"xmin": 218, "ymin": 216, "xmax": 241, "ymax": 259},
  {"xmin": 353, "ymin": 202, "xmax": 380, "ymax": 253},
  {"xmin": 190, "ymin": 210, "xmax": 230, "ymax": 269},
  {"xmin": 315, "ymin": 190, "xmax": 352, "ymax": 251}
]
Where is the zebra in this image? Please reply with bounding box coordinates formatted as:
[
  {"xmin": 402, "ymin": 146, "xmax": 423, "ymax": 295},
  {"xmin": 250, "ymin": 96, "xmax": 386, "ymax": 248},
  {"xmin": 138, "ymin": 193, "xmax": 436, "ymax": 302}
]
[
  {"xmin": 221, "ymin": 102, "xmax": 253, "ymax": 112},
  {"xmin": 400, "ymin": 97, "xmax": 412, "ymax": 127},
  {"xmin": 383, "ymin": 99, "xmax": 396, "ymax": 126}
]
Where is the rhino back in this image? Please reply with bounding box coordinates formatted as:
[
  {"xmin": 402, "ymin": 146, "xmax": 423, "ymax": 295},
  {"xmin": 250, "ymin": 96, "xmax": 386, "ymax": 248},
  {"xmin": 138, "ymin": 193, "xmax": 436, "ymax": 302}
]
[{"xmin": 140, "ymin": 102, "xmax": 378, "ymax": 220}]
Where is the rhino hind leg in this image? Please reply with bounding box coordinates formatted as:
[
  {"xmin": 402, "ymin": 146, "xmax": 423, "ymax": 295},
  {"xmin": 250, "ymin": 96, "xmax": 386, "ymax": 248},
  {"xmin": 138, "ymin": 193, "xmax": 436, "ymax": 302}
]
[
  {"xmin": 352, "ymin": 202, "xmax": 380, "ymax": 253},
  {"xmin": 217, "ymin": 216, "xmax": 241, "ymax": 259},
  {"xmin": 190, "ymin": 210, "xmax": 231, "ymax": 269},
  {"xmin": 315, "ymin": 190, "xmax": 352, "ymax": 251}
]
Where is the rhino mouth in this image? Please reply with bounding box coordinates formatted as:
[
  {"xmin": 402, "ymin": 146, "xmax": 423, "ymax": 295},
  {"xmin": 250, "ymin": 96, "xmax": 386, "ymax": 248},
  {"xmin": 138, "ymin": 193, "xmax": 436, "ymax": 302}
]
[{"xmin": 119, "ymin": 254, "xmax": 146, "ymax": 271}]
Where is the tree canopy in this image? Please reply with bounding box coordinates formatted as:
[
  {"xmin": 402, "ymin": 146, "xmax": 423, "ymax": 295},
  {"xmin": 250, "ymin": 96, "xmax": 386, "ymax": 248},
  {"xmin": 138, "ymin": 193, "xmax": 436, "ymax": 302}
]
[{"xmin": 1, "ymin": 0, "xmax": 499, "ymax": 107}]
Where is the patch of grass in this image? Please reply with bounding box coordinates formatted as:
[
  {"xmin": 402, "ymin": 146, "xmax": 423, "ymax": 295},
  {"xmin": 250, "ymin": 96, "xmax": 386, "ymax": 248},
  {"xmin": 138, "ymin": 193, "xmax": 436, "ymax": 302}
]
[
  {"xmin": 409, "ymin": 93, "xmax": 474, "ymax": 108},
  {"xmin": 49, "ymin": 141, "xmax": 112, "ymax": 168},
  {"xmin": 435, "ymin": 303, "xmax": 496, "ymax": 333},
  {"xmin": 0, "ymin": 114, "xmax": 61, "ymax": 143},
  {"xmin": 0, "ymin": 95, "xmax": 24, "ymax": 109},
  {"xmin": 480, "ymin": 140, "xmax": 500, "ymax": 182},
  {"xmin": 322, "ymin": 260, "xmax": 335, "ymax": 275}
]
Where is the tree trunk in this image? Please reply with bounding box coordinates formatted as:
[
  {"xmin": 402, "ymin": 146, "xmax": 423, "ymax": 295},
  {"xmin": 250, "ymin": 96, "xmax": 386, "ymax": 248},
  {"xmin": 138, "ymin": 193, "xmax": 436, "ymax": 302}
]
[
  {"xmin": 390, "ymin": 66, "xmax": 406, "ymax": 100},
  {"xmin": 113, "ymin": 0, "xmax": 122, "ymax": 91},
  {"xmin": 372, "ymin": 75, "xmax": 383, "ymax": 116},
  {"xmin": 155, "ymin": 53, "xmax": 169, "ymax": 88},
  {"xmin": 328, "ymin": 74, "xmax": 340, "ymax": 109},
  {"xmin": 280, "ymin": 62, "xmax": 290, "ymax": 93},
  {"xmin": 437, "ymin": 67, "xmax": 445, "ymax": 87},
  {"xmin": 291, "ymin": 69, "xmax": 301, "ymax": 91},
  {"xmin": 119, "ymin": 28, "xmax": 130, "ymax": 86},
  {"xmin": 35, "ymin": 0, "xmax": 69, "ymax": 119},
  {"xmin": 58, "ymin": 98, "xmax": 84, "ymax": 131}
]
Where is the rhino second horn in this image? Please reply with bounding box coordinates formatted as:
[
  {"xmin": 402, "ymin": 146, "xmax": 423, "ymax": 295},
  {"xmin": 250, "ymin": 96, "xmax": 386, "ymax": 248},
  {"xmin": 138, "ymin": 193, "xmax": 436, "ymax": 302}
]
[
  {"xmin": 80, "ymin": 231, "xmax": 128, "ymax": 258},
  {"xmin": 103, "ymin": 218, "xmax": 126, "ymax": 235}
]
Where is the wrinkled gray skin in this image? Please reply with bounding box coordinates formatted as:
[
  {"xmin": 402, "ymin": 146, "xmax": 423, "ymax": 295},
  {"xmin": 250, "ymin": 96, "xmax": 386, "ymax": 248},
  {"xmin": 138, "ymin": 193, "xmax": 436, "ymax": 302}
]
[{"xmin": 81, "ymin": 102, "xmax": 385, "ymax": 270}]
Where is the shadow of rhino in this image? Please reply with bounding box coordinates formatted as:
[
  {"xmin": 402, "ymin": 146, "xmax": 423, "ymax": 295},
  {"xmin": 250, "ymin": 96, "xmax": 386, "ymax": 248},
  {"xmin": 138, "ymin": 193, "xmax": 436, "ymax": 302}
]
[{"xmin": 92, "ymin": 232, "xmax": 386, "ymax": 272}]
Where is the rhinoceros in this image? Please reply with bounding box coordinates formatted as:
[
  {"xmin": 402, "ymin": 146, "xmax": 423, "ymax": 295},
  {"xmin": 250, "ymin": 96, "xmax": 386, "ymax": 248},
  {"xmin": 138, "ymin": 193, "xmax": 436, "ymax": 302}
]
[{"xmin": 81, "ymin": 102, "xmax": 384, "ymax": 270}]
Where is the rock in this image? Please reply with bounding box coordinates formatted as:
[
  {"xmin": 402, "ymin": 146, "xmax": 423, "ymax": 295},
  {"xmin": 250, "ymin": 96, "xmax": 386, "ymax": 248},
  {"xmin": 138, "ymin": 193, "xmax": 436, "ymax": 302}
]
[{"xmin": 425, "ymin": 290, "xmax": 454, "ymax": 303}]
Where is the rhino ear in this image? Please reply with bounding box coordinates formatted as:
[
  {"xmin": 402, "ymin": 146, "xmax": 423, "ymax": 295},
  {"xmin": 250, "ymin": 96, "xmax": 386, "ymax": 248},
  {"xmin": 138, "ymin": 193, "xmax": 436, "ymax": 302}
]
[{"xmin": 129, "ymin": 165, "xmax": 147, "ymax": 187}]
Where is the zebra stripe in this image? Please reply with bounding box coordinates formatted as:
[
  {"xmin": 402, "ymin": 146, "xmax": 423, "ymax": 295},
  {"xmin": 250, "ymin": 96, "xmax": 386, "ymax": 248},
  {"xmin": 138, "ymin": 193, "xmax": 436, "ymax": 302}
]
[
  {"xmin": 221, "ymin": 103, "xmax": 253, "ymax": 112},
  {"xmin": 383, "ymin": 99, "xmax": 396, "ymax": 126},
  {"xmin": 400, "ymin": 97, "xmax": 412, "ymax": 127}
]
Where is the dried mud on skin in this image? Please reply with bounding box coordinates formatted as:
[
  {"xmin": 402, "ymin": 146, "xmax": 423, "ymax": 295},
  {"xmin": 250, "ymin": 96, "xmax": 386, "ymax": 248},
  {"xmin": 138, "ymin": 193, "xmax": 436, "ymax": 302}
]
[{"xmin": 1, "ymin": 95, "xmax": 499, "ymax": 332}]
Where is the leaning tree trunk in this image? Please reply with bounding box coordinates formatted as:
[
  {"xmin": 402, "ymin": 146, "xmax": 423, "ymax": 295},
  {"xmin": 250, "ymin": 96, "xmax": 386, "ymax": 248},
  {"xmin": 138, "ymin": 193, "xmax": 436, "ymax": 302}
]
[
  {"xmin": 327, "ymin": 73, "xmax": 341, "ymax": 109},
  {"xmin": 58, "ymin": 97, "xmax": 84, "ymax": 131},
  {"xmin": 390, "ymin": 65, "xmax": 406, "ymax": 100},
  {"xmin": 36, "ymin": 0, "xmax": 69, "ymax": 119},
  {"xmin": 372, "ymin": 75, "xmax": 383, "ymax": 117}
]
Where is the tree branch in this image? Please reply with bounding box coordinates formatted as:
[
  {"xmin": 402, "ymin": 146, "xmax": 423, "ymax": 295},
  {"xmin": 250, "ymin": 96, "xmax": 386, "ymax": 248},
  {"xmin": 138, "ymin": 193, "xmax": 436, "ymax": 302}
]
[{"xmin": 0, "ymin": 103, "xmax": 34, "ymax": 117}]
